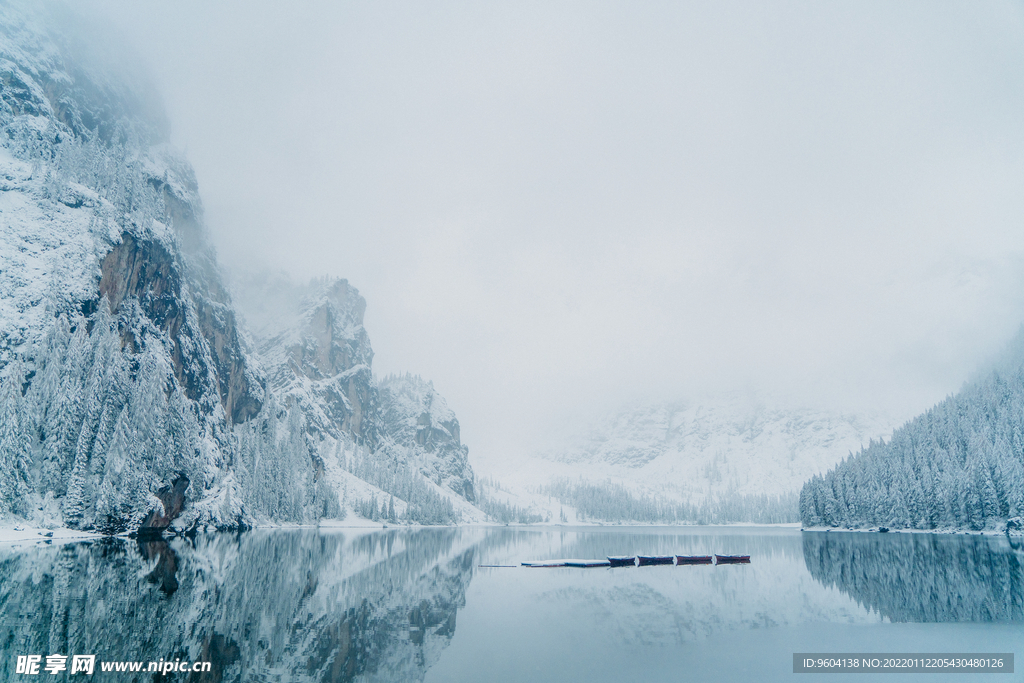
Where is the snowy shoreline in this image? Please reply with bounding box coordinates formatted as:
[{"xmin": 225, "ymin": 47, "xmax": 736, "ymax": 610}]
[
  {"xmin": 11, "ymin": 519, "xmax": 1019, "ymax": 547},
  {"xmin": 0, "ymin": 519, "xmax": 803, "ymax": 546},
  {"xmin": 0, "ymin": 523, "xmax": 103, "ymax": 547},
  {"xmin": 801, "ymin": 525, "xmax": 1019, "ymax": 537}
]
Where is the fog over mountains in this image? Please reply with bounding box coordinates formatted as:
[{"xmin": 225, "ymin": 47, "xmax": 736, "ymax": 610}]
[
  {"xmin": 801, "ymin": 333, "xmax": 1024, "ymax": 531},
  {"xmin": 483, "ymin": 396, "xmax": 899, "ymax": 524},
  {"xmin": 1, "ymin": 2, "xmax": 1022, "ymax": 535},
  {"xmin": 0, "ymin": 3, "xmax": 478, "ymax": 532}
]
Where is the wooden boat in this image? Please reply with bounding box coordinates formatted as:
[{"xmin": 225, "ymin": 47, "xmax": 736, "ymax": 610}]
[
  {"xmin": 522, "ymin": 559, "xmax": 612, "ymax": 568},
  {"xmin": 637, "ymin": 555, "xmax": 674, "ymax": 566},
  {"xmin": 714, "ymin": 554, "xmax": 750, "ymax": 564},
  {"xmin": 521, "ymin": 560, "xmax": 566, "ymax": 567},
  {"xmin": 563, "ymin": 559, "xmax": 611, "ymax": 568},
  {"xmin": 607, "ymin": 556, "xmax": 637, "ymax": 567},
  {"xmin": 675, "ymin": 555, "xmax": 713, "ymax": 565}
]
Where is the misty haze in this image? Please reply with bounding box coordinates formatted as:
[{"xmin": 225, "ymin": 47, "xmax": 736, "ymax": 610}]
[{"xmin": 1, "ymin": 1, "xmax": 1022, "ymax": 681}]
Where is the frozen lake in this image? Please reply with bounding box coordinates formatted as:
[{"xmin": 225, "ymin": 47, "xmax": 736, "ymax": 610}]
[{"xmin": 1, "ymin": 526, "xmax": 1021, "ymax": 681}]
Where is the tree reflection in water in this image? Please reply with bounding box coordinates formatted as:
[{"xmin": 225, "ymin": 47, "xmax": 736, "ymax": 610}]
[
  {"xmin": 0, "ymin": 529, "xmax": 483, "ymax": 682},
  {"xmin": 802, "ymin": 531, "xmax": 1024, "ymax": 622},
  {"xmin": 4, "ymin": 527, "xmax": 1019, "ymax": 683}
]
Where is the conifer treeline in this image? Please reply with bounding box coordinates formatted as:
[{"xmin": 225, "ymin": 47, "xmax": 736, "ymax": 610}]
[
  {"xmin": 0, "ymin": 304, "xmax": 468, "ymax": 529},
  {"xmin": 800, "ymin": 361, "xmax": 1024, "ymax": 530},
  {"xmin": 474, "ymin": 478, "xmax": 546, "ymax": 524},
  {"xmin": 0, "ymin": 307, "xmax": 205, "ymax": 530},
  {"xmin": 544, "ymin": 478, "xmax": 799, "ymax": 524},
  {"xmin": 0, "ymin": 304, "xmax": 345, "ymax": 530},
  {"xmin": 341, "ymin": 440, "xmax": 458, "ymax": 525}
]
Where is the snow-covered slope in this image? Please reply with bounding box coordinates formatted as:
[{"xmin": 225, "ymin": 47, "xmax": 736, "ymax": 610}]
[
  {"xmin": 255, "ymin": 276, "xmax": 379, "ymax": 445},
  {"xmin": 0, "ymin": 3, "xmax": 480, "ymax": 532},
  {"xmin": 0, "ymin": 2, "xmax": 270, "ymax": 532},
  {"xmin": 379, "ymin": 374, "xmax": 475, "ymax": 503},
  {"xmin": 801, "ymin": 344, "xmax": 1024, "ymax": 531},
  {"xmin": 230, "ymin": 274, "xmax": 482, "ymax": 523},
  {"xmin": 487, "ymin": 394, "xmax": 899, "ymax": 522}
]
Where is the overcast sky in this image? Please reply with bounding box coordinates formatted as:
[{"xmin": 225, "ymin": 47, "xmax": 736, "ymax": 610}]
[{"xmin": 89, "ymin": 1, "xmax": 1024, "ymax": 468}]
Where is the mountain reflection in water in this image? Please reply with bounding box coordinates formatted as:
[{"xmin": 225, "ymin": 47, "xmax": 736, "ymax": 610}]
[
  {"xmin": 802, "ymin": 531, "xmax": 1024, "ymax": 622},
  {"xmin": 0, "ymin": 529, "xmax": 481, "ymax": 682},
  {"xmin": 1, "ymin": 527, "xmax": 1022, "ymax": 682}
]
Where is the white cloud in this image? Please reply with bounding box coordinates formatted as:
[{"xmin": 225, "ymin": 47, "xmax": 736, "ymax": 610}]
[{"xmin": 89, "ymin": 0, "xmax": 1024, "ymax": 466}]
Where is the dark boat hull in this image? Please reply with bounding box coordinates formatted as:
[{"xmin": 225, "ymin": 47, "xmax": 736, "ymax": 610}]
[
  {"xmin": 714, "ymin": 554, "xmax": 750, "ymax": 564},
  {"xmin": 676, "ymin": 555, "xmax": 713, "ymax": 565},
  {"xmin": 637, "ymin": 555, "xmax": 674, "ymax": 566},
  {"xmin": 564, "ymin": 559, "xmax": 611, "ymax": 568}
]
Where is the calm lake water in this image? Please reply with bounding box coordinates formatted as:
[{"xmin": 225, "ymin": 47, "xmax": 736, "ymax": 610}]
[{"xmin": 1, "ymin": 526, "xmax": 1021, "ymax": 682}]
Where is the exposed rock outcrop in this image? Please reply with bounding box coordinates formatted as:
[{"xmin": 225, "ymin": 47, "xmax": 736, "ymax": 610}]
[
  {"xmin": 138, "ymin": 475, "xmax": 189, "ymax": 533},
  {"xmin": 380, "ymin": 374, "xmax": 475, "ymax": 502},
  {"xmin": 97, "ymin": 235, "xmax": 262, "ymax": 424},
  {"xmin": 0, "ymin": 2, "xmax": 479, "ymax": 532},
  {"xmin": 257, "ymin": 278, "xmax": 380, "ymax": 446}
]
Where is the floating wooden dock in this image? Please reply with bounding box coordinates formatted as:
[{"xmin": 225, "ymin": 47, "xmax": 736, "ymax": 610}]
[{"xmin": 521, "ymin": 553, "xmax": 750, "ymax": 567}]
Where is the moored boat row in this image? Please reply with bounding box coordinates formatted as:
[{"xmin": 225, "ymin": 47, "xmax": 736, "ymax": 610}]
[{"xmin": 521, "ymin": 554, "xmax": 750, "ymax": 567}]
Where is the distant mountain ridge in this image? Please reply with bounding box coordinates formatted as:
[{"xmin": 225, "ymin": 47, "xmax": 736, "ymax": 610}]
[
  {"xmin": 487, "ymin": 395, "xmax": 899, "ymax": 524},
  {"xmin": 543, "ymin": 395, "xmax": 896, "ymax": 498}
]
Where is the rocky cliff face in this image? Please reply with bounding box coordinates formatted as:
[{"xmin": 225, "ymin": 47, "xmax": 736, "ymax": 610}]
[
  {"xmin": 233, "ymin": 275, "xmax": 480, "ymax": 522},
  {"xmin": 380, "ymin": 374, "xmax": 475, "ymax": 502},
  {"xmin": 256, "ymin": 278, "xmax": 379, "ymax": 446},
  {"xmin": 0, "ymin": 3, "xmax": 479, "ymax": 531},
  {"xmin": 97, "ymin": 233, "xmax": 262, "ymax": 425},
  {"xmin": 0, "ymin": 3, "xmax": 262, "ymax": 531}
]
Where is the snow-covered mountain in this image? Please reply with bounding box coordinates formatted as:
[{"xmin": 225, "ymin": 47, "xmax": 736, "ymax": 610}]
[
  {"xmin": 379, "ymin": 374, "xmax": 475, "ymax": 503},
  {"xmin": 0, "ymin": 2, "xmax": 478, "ymax": 532},
  {"xmin": 246, "ymin": 276, "xmax": 379, "ymax": 446},
  {"xmin": 487, "ymin": 395, "xmax": 899, "ymax": 523}
]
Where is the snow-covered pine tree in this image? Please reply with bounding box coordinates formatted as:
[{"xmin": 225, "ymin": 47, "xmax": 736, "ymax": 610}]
[
  {"xmin": 63, "ymin": 308, "xmax": 119, "ymax": 526},
  {"xmin": 25, "ymin": 314, "xmax": 71, "ymax": 442},
  {"xmin": 800, "ymin": 346, "xmax": 1024, "ymax": 531},
  {"xmin": 0, "ymin": 360, "xmax": 35, "ymax": 515}
]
